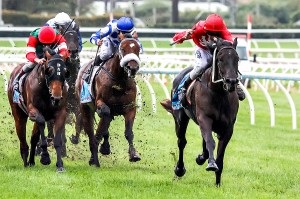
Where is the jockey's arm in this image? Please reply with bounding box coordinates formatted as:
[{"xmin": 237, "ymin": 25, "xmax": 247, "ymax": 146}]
[{"xmin": 90, "ymin": 26, "xmax": 111, "ymax": 46}]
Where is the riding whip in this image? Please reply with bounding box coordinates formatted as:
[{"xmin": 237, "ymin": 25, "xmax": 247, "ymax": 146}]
[{"xmin": 52, "ymin": 18, "xmax": 75, "ymax": 50}]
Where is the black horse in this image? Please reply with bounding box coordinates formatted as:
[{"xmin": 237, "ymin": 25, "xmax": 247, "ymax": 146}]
[
  {"xmin": 75, "ymin": 38, "xmax": 141, "ymax": 167},
  {"xmin": 7, "ymin": 48, "xmax": 69, "ymax": 172},
  {"xmin": 161, "ymin": 38, "xmax": 240, "ymax": 186}
]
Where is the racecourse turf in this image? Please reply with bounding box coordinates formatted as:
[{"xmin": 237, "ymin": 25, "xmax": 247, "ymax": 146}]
[{"xmin": 0, "ymin": 75, "xmax": 300, "ymax": 198}]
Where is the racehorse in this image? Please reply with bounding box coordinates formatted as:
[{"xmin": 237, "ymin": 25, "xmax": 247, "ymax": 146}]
[
  {"xmin": 47, "ymin": 23, "xmax": 82, "ymax": 151},
  {"xmin": 7, "ymin": 48, "xmax": 70, "ymax": 172},
  {"xmin": 160, "ymin": 38, "xmax": 240, "ymax": 186},
  {"xmin": 75, "ymin": 37, "xmax": 141, "ymax": 167}
]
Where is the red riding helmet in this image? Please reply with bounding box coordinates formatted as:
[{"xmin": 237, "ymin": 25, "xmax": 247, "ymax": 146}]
[
  {"xmin": 204, "ymin": 14, "xmax": 226, "ymax": 32},
  {"xmin": 38, "ymin": 26, "xmax": 56, "ymax": 44}
]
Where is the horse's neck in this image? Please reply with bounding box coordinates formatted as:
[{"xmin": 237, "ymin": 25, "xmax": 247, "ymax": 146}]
[
  {"xmin": 204, "ymin": 68, "xmax": 224, "ymax": 92},
  {"xmin": 108, "ymin": 55, "xmax": 126, "ymax": 78}
]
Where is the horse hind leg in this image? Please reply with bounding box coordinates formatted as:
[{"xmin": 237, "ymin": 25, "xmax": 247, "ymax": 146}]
[
  {"xmin": 14, "ymin": 113, "xmax": 29, "ymax": 167},
  {"xmin": 69, "ymin": 112, "xmax": 82, "ymax": 144},
  {"xmin": 174, "ymin": 110, "xmax": 189, "ymax": 177},
  {"xmin": 81, "ymin": 104, "xmax": 100, "ymax": 167}
]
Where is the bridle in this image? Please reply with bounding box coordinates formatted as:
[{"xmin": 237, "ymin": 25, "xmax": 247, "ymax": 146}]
[
  {"xmin": 45, "ymin": 57, "xmax": 67, "ymax": 95},
  {"xmin": 211, "ymin": 46, "xmax": 241, "ymax": 85}
]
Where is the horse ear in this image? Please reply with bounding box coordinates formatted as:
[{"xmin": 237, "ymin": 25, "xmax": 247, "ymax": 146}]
[{"xmin": 233, "ymin": 37, "xmax": 238, "ymax": 49}]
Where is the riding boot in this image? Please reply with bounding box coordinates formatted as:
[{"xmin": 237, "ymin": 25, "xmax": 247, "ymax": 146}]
[
  {"xmin": 179, "ymin": 76, "xmax": 193, "ymax": 107},
  {"xmin": 236, "ymin": 84, "xmax": 246, "ymax": 101},
  {"xmin": 94, "ymin": 56, "xmax": 103, "ymax": 66},
  {"xmin": 85, "ymin": 56, "xmax": 103, "ymax": 83},
  {"xmin": 13, "ymin": 69, "xmax": 25, "ymax": 92}
]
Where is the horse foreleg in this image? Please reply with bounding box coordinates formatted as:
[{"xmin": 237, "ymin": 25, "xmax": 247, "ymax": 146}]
[
  {"xmin": 28, "ymin": 123, "xmax": 40, "ymax": 166},
  {"xmin": 81, "ymin": 104, "xmax": 100, "ymax": 167},
  {"xmin": 46, "ymin": 120, "xmax": 54, "ymax": 142},
  {"xmin": 174, "ymin": 110, "xmax": 189, "ymax": 177},
  {"xmin": 53, "ymin": 109, "xmax": 67, "ymax": 172},
  {"xmin": 28, "ymin": 107, "xmax": 50, "ymax": 166},
  {"xmin": 198, "ymin": 117, "xmax": 218, "ymax": 172},
  {"xmin": 124, "ymin": 110, "xmax": 140, "ymax": 162},
  {"xmin": 215, "ymin": 130, "xmax": 233, "ymax": 187},
  {"xmin": 96, "ymin": 117, "xmax": 112, "ymax": 155}
]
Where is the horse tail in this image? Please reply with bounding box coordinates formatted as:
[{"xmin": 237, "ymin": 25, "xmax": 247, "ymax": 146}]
[{"xmin": 160, "ymin": 99, "xmax": 173, "ymax": 114}]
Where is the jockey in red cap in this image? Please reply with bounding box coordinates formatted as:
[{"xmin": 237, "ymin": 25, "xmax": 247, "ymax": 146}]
[
  {"xmin": 13, "ymin": 26, "xmax": 69, "ymax": 92},
  {"xmin": 172, "ymin": 13, "xmax": 245, "ymax": 105}
]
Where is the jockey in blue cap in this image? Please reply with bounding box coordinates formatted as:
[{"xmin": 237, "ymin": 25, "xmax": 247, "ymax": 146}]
[{"xmin": 90, "ymin": 16, "xmax": 142, "ymax": 66}]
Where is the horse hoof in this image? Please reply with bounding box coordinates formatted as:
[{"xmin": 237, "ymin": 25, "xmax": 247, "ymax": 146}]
[
  {"xmin": 40, "ymin": 154, "xmax": 51, "ymax": 165},
  {"xmin": 28, "ymin": 161, "xmax": 35, "ymax": 167},
  {"xmin": 56, "ymin": 167, "xmax": 66, "ymax": 173},
  {"xmin": 196, "ymin": 154, "xmax": 207, "ymax": 165},
  {"xmin": 69, "ymin": 135, "xmax": 80, "ymax": 145},
  {"xmin": 99, "ymin": 143, "xmax": 111, "ymax": 155},
  {"xmin": 174, "ymin": 165, "xmax": 186, "ymax": 177},
  {"xmin": 206, "ymin": 162, "xmax": 219, "ymax": 172},
  {"xmin": 129, "ymin": 154, "xmax": 141, "ymax": 162},
  {"xmin": 89, "ymin": 158, "xmax": 100, "ymax": 167}
]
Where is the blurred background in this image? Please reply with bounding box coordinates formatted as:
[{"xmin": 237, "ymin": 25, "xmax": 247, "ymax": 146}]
[{"xmin": 1, "ymin": 0, "xmax": 300, "ymax": 29}]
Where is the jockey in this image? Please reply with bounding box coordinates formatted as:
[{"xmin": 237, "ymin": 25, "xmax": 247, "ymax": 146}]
[
  {"xmin": 90, "ymin": 16, "xmax": 142, "ymax": 66},
  {"xmin": 172, "ymin": 13, "xmax": 245, "ymax": 102},
  {"xmin": 45, "ymin": 12, "xmax": 83, "ymax": 53},
  {"xmin": 13, "ymin": 26, "xmax": 69, "ymax": 91}
]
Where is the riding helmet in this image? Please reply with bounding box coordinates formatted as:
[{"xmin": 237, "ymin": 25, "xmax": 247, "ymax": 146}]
[
  {"xmin": 54, "ymin": 12, "xmax": 72, "ymax": 25},
  {"xmin": 204, "ymin": 14, "xmax": 226, "ymax": 32},
  {"xmin": 38, "ymin": 26, "xmax": 56, "ymax": 44},
  {"xmin": 117, "ymin": 17, "xmax": 134, "ymax": 33}
]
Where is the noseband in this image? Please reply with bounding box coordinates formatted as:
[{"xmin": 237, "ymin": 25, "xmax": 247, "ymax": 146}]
[
  {"xmin": 118, "ymin": 38, "xmax": 141, "ymax": 70},
  {"xmin": 211, "ymin": 46, "xmax": 241, "ymax": 86}
]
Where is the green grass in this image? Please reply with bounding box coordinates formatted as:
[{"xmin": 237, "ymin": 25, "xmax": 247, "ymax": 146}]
[{"xmin": 0, "ymin": 75, "xmax": 300, "ymax": 198}]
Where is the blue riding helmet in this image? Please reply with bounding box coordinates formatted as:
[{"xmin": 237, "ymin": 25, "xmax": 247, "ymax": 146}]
[{"xmin": 117, "ymin": 17, "xmax": 134, "ymax": 33}]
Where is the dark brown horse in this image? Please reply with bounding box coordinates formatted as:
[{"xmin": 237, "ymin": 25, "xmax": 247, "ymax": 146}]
[
  {"xmin": 161, "ymin": 38, "xmax": 240, "ymax": 186},
  {"xmin": 46, "ymin": 24, "xmax": 82, "ymax": 149},
  {"xmin": 7, "ymin": 48, "xmax": 69, "ymax": 172},
  {"xmin": 75, "ymin": 38, "xmax": 141, "ymax": 167}
]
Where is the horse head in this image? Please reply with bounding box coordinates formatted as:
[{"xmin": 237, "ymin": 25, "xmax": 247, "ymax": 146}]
[
  {"xmin": 59, "ymin": 23, "xmax": 79, "ymax": 63},
  {"xmin": 44, "ymin": 48, "xmax": 70, "ymax": 106},
  {"xmin": 118, "ymin": 37, "xmax": 141, "ymax": 78},
  {"xmin": 212, "ymin": 37, "xmax": 239, "ymax": 92}
]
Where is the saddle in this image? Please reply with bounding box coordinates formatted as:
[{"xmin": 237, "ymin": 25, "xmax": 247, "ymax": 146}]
[{"xmin": 80, "ymin": 59, "xmax": 108, "ymax": 103}]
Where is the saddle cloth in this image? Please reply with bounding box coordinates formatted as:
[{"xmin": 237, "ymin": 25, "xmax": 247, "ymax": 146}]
[
  {"xmin": 13, "ymin": 74, "xmax": 28, "ymax": 114},
  {"xmin": 172, "ymin": 73, "xmax": 196, "ymax": 110},
  {"xmin": 80, "ymin": 64, "xmax": 100, "ymax": 104}
]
